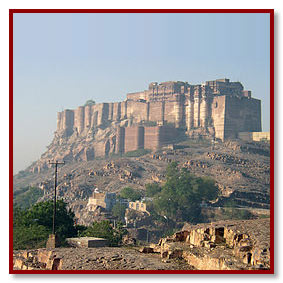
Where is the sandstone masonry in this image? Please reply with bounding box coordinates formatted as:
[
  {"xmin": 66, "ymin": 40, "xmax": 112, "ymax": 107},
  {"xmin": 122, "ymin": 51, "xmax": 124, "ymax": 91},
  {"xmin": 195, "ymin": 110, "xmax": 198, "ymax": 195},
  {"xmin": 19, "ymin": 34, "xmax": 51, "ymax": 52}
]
[
  {"xmin": 31, "ymin": 78, "xmax": 262, "ymax": 172},
  {"xmin": 57, "ymin": 79, "xmax": 261, "ymax": 143}
]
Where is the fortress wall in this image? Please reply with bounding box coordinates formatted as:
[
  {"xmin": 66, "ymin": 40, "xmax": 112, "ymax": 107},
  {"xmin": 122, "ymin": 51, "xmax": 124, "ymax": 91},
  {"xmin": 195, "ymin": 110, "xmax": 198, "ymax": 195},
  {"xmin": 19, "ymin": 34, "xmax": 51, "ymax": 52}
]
[
  {"xmin": 62, "ymin": 109, "xmax": 74, "ymax": 134},
  {"xmin": 124, "ymin": 126, "xmax": 144, "ymax": 152},
  {"xmin": 91, "ymin": 111, "xmax": 98, "ymax": 128},
  {"xmin": 64, "ymin": 110, "xmax": 74, "ymax": 129},
  {"xmin": 186, "ymin": 98, "xmax": 194, "ymax": 130},
  {"xmin": 108, "ymin": 103, "xmax": 114, "ymax": 121},
  {"xmin": 74, "ymin": 106, "xmax": 85, "ymax": 134},
  {"xmin": 159, "ymin": 126, "xmax": 179, "ymax": 145},
  {"xmin": 113, "ymin": 102, "xmax": 121, "ymax": 121},
  {"xmin": 149, "ymin": 101, "xmax": 163, "ymax": 122},
  {"xmin": 115, "ymin": 126, "xmax": 125, "ymax": 154},
  {"xmin": 194, "ymin": 97, "xmax": 201, "ymax": 128},
  {"xmin": 57, "ymin": 112, "xmax": 62, "ymax": 131},
  {"xmin": 174, "ymin": 99, "xmax": 184, "ymax": 127},
  {"xmin": 97, "ymin": 103, "xmax": 109, "ymax": 126},
  {"xmin": 127, "ymin": 91, "xmax": 147, "ymax": 101},
  {"xmin": 121, "ymin": 101, "xmax": 128, "ymax": 119},
  {"xmin": 193, "ymin": 86, "xmax": 201, "ymax": 128},
  {"xmin": 84, "ymin": 105, "xmax": 92, "ymax": 130},
  {"xmin": 200, "ymin": 98, "xmax": 208, "ymax": 127},
  {"xmin": 164, "ymin": 101, "xmax": 177, "ymax": 124},
  {"xmin": 144, "ymin": 126, "xmax": 160, "ymax": 150},
  {"xmin": 126, "ymin": 100, "xmax": 148, "ymax": 123},
  {"xmin": 223, "ymin": 96, "xmax": 262, "ymax": 140},
  {"xmin": 211, "ymin": 96, "xmax": 226, "ymax": 141},
  {"xmin": 144, "ymin": 125, "xmax": 180, "ymax": 150}
]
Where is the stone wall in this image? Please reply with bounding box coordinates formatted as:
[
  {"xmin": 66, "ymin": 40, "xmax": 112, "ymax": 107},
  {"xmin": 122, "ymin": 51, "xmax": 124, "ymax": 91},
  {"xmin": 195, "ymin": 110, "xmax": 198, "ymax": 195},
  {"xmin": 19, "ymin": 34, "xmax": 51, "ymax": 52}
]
[
  {"xmin": 126, "ymin": 100, "xmax": 148, "ymax": 124},
  {"xmin": 149, "ymin": 101, "xmax": 164, "ymax": 122},
  {"xmin": 74, "ymin": 106, "xmax": 85, "ymax": 134},
  {"xmin": 238, "ymin": 132, "xmax": 270, "ymax": 142},
  {"xmin": 56, "ymin": 79, "xmax": 262, "ymax": 144},
  {"xmin": 119, "ymin": 125, "xmax": 179, "ymax": 153},
  {"xmin": 224, "ymin": 96, "xmax": 262, "ymax": 139},
  {"xmin": 113, "ymin": 102, "xmax": 121, "ymax": 121},
  {"xmin": 124, "ymin": 126, "xmax": 145, "ymax": 153},
  {"xmin": 144, "ymin": 126, "xmax": 161, "ymax": 150},
  {"xmin": 116, "ymin": 126, "xmax": 125, "ymax": 154},
  {"xmin": 211, "ymin": 96, "xmax": 226, "ymax": 141}
]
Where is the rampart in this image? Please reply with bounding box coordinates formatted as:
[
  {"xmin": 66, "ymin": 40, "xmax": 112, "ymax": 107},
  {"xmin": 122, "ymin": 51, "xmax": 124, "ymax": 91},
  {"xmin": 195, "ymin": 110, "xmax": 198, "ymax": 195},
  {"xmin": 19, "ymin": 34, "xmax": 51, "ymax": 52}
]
[
  {"xmin": 55, "ymin": 78, "xmax": 262, "ymax": 158},
  {"xmin": 115, "ymin": 125, "xmax": 179, "ymax": 154}
]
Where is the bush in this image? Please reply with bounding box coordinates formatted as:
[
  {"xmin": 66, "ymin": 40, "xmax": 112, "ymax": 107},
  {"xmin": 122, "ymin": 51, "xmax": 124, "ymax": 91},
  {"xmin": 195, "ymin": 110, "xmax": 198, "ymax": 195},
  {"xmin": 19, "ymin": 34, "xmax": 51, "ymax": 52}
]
[
  {"xmin": 152, "ymin": 162, "xmax": 219, "ymax": 223},
  {"xmin": 13, "ymin": 223, "xmax": 50, "ymax": 250},
  {"xmin": 220, "ymin": 207, "xmax": 254, "ymax": 220},
  {"xmin": 84, "ymin": 99, "xmax": 96, "ymax": 106},
  {"xmin": 13, "ymin": 186, "xmax": 44, "ymax": 209},
  {"xmin": 145, "ymin": 183, "xmax": 161, "ymax": 197},
  {"xmin": 119, "ymin": 187, "xmax": 143, "ymax": 202},
  {"xmin": 81, "ymin": 220, "xmax": 127, "ymax": 246},
  {"xmin": 13, "ymin": 200, "xmax": 76, "ymax": 249},
  {"xmin": 139, "ymin": 121, "xmax": 157, "ymax": 127},
  {"xmin": 123, "ymin": 149, "xmax": 151, "ymax": 157},
  {"xmin": 111, "ymin": 203, "xmax": 127, "ymax": 221}
]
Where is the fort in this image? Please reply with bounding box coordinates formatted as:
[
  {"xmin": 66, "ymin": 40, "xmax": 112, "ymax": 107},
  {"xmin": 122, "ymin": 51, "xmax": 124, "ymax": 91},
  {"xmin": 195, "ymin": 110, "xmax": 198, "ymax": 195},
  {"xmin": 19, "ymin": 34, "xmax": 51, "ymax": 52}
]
[{"xmin": 55, "ymin": 78, "xmax": 261, "ymax": 160}]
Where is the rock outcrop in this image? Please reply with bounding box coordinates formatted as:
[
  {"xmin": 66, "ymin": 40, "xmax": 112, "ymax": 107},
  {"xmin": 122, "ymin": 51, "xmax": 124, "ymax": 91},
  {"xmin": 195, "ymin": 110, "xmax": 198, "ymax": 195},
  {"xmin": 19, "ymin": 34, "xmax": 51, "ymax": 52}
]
[{"xmin": 146, "ymin": 218, "xmax": 270, "ymax": 270}]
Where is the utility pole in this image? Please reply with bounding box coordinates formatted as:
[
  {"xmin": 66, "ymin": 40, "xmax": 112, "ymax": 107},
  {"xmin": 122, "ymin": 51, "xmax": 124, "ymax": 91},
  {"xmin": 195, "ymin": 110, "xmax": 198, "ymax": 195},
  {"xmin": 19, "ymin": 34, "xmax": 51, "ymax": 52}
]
[{"xmin": 49, "ymin": 160, "xmax": 65, "ymax": 235}]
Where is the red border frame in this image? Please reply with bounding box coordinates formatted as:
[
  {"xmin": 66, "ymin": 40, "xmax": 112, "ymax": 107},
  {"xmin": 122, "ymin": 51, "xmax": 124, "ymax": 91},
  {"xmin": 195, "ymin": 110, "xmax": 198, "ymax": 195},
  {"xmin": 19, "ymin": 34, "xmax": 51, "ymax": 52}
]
[{"xmin": 9, "ymin": 9, "xmax": 274, "ymax": 274}]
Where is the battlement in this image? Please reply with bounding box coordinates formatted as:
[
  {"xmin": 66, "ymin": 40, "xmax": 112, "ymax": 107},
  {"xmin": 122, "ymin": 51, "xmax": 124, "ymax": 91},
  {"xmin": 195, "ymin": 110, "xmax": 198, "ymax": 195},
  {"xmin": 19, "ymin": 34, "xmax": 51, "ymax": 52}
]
[
  {"xmin": 127, "ymin": 79, "xmax": 248, "ymax": 102},
  {"xmin": 56, "ymin": 78, "xmax": 261, "ymax": 150}
]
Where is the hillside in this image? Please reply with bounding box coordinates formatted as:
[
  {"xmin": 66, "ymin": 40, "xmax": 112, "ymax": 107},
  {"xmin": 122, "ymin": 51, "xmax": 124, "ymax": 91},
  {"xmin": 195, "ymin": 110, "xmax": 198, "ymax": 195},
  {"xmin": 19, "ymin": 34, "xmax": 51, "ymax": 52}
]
[{"xmin": 13, "ymin": 138, "xmax": 270, "ymax": 224}]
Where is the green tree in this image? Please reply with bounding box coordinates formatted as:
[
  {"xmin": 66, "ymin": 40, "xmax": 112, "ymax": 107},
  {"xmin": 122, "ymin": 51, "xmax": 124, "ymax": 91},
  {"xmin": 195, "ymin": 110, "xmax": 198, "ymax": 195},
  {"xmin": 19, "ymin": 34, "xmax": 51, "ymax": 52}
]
[
  {"xmin": 13, "ymin": 222, "xmax": 50, "ymax": 250},
  {"xmin": 145, "ymin": 183, "xmax": 161, "ymax": 197},
  {"xmin": 84, "ymin": 99, "xmax": 96, "ymax": 106},
  {"xmin": 152, "ymin": 162, "xmax": 219, "ymax": 223},
  {"xmin": 13, "ymin": 200, "xmax": 76, "ymax": 249},
  {"xmin": 111, "ymin": 203, "xmax": 127, "ymax": 221},
  {"xmin": 81, "ymin": 220, "xmax": 127, "ymax": 246},
  {"xmin": 13, "ymin": 186, "xmax": 44, "ymax": 209},
  {"xmin": 119, "ymin": 187, "xmax": 143, "ymax": 201}
]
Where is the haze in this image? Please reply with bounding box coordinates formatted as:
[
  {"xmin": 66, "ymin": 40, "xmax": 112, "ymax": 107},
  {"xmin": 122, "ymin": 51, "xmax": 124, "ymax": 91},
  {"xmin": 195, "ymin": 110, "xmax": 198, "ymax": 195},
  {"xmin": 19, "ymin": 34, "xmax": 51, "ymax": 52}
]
[{"xmin": 13, "ymin": 12, "xmax": 270, "ymax": 174}]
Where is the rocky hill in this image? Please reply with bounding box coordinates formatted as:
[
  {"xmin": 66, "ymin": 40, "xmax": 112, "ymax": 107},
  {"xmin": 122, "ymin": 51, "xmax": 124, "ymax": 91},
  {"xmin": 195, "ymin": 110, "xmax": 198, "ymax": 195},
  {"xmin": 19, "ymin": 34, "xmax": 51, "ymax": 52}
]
[{"xmin": 14, "ymin": 136, "xmax": 270, "ymax": 225}]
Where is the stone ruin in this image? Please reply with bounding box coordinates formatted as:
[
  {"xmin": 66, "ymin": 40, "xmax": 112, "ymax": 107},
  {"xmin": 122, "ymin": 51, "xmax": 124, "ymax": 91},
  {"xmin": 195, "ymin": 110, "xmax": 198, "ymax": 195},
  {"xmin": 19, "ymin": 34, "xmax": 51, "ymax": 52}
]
[{"xmin": 141, "ymin": 218, "xmax": 270, "ymax": 270}]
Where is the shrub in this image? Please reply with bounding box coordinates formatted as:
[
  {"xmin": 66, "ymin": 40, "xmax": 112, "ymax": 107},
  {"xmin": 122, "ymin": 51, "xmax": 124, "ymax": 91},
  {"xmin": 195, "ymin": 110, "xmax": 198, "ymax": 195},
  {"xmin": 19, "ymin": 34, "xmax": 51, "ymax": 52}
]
[
  {"xmin": 13, "ymin": 200, "xmax": 76, "ymax": 249},
  {"xmin": 111, "ymin": 203, "xmax": 127, "ymax": 221},
  {"xmin": 123, "ymin": 149, "xmax": 151, "ymax": 157},
  {"xmin": 13, "ymin": 186, "xmax": 44, "ymax": 209},
  {"xmin": 81, "ymin": 220, "xmax": 127, "ymax": 246},
  {"xmin": 151, "ymin": 162, "xmax": 219, "ymax": 223},
  {"xmin": 119, "ymin": 187, "xmax": 143, "ymax": 202},
  {"xmin": 84, "ymin": 99, "xmax": 96, "ymax": 106},
  {"xmin": 145, "ymin": 183, "xmax": 161, "ymax": 197}
]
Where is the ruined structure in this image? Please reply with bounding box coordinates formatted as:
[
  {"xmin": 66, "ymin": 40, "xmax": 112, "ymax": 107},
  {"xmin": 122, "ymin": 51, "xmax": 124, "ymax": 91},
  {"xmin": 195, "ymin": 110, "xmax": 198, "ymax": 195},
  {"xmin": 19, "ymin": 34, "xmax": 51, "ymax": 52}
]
[
  {"xmin": 87, "ymin": 191, "xmax": 116, "ymax": 211},
  {"xmin": 32, "ymin": 78, "xmax": 262, "ymax": 172}
]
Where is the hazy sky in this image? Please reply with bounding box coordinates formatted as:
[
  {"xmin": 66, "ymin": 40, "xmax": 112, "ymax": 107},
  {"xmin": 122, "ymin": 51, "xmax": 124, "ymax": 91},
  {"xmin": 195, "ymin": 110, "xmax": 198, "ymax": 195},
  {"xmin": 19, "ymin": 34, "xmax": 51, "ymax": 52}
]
[{"xmin": 13, "ymin": 12, "xmax": 270, "ymax": 174}]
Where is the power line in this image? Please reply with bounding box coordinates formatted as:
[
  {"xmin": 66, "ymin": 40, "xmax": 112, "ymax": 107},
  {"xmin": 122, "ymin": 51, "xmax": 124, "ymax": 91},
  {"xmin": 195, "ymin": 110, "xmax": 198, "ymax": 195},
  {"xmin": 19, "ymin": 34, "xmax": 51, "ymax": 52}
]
[{"xmin": 48, "ymin": 160, "xmax": 65, "ymax": 235}]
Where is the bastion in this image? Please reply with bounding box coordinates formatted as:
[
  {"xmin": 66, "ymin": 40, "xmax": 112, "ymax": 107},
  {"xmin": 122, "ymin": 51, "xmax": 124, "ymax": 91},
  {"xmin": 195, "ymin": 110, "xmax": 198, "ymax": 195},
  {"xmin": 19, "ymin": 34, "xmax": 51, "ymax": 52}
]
[{"xmin": 47, "ymin": 78, "xmax": 263, "ymax": 163}]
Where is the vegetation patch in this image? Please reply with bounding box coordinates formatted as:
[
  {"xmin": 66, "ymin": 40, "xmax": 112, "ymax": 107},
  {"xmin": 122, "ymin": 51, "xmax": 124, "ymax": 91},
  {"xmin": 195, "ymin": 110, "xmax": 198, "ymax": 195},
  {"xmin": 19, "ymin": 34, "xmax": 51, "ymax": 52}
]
[{"xmin": 13, "ymin": 186, "xmax": 44, "ymax": 209}]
